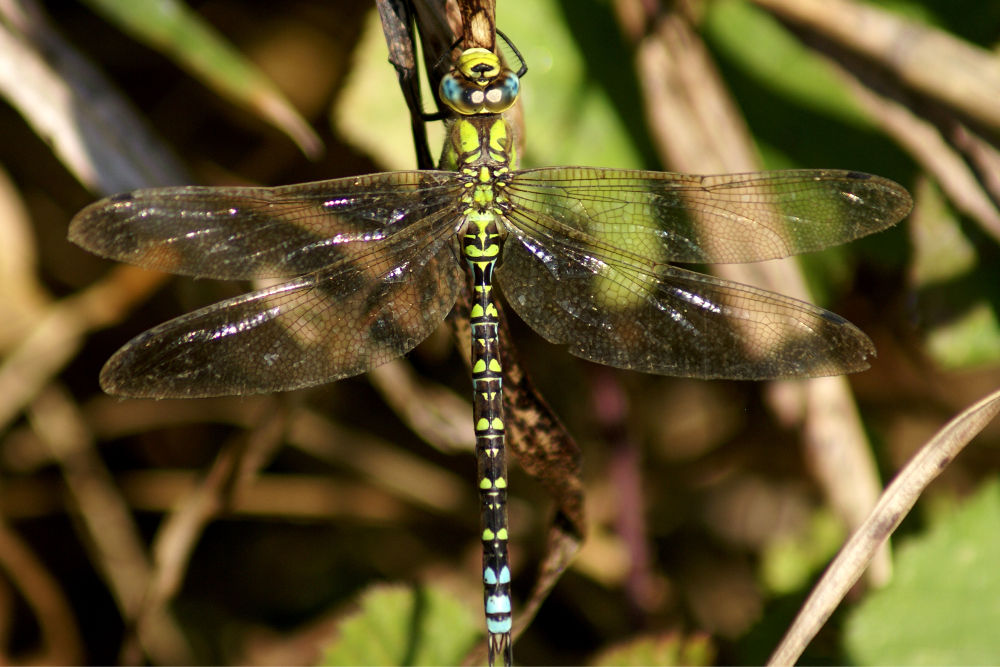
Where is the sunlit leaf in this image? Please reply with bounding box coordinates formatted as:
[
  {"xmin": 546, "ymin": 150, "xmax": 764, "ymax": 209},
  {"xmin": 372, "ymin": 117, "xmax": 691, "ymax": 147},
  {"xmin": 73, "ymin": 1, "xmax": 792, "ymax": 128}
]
[
  {"xmin": 844, "ymin": 479, "xmax": 1000, "ymax": 665},
  {"xmin": 321, "ymin": 584, "xmax": 480, "ymax": 666},
  {"xmin": 910, "ymin": 179, "xmax": 1000, "ymax": 368},
  {"xmin": 498, "ymin": 0, "xmax": 642, "ymax": 168}
]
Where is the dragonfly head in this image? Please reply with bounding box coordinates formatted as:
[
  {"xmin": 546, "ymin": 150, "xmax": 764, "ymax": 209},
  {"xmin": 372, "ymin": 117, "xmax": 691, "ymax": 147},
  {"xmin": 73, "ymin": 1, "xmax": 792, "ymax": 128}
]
[{"xmin": 439, "ymin": 47, "xmax": 520, "ymax": 115}]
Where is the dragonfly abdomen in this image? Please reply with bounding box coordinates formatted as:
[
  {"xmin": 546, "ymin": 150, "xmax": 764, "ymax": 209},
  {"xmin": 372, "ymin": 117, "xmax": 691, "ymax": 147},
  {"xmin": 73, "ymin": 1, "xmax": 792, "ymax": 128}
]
[{"xmin": 463, "ymin": 203, "xmax": 512, "ymax": 659}]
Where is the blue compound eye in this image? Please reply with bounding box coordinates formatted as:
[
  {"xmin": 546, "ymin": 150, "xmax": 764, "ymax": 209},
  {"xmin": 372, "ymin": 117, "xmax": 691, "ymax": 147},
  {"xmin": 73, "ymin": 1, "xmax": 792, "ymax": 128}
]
[
  {"xmin": 440, "ymin": 72, "xmax": 484, "ymax": 115},
  {"xmin": 483, "ymin": 71, "xmax": 519, "ymax": 113},
  {"xmin": 439, "ymin": 48, "xmax": 521, "ymax": 115}
]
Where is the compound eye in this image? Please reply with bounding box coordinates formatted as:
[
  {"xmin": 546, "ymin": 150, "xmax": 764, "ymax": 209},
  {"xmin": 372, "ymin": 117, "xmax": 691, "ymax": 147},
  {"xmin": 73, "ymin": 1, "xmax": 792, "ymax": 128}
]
[
  {"xmin": 483, "ymin": 71, "xmax": 520, "ymax": 112},
  {"xmin": 440, "ymin": 73, "xmax": 485, "ymax": 114}
]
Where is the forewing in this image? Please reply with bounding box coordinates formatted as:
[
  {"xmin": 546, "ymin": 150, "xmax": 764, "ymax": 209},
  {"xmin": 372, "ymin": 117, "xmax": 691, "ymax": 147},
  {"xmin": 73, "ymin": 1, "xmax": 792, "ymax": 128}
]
[
  {"xmin": 100, "ymin": 217, "xmax": 465, "ymax": 398},
  {"xmin": 505, "ymin": 168, "xmax": 911, "ymax": 264},
  {"xmin": 69, "ymin": 171, "xmax": 460, "ymax": 279},
  {"xmin": 496, "ymin": 223, "xmax": 876, "ymax": 380}
]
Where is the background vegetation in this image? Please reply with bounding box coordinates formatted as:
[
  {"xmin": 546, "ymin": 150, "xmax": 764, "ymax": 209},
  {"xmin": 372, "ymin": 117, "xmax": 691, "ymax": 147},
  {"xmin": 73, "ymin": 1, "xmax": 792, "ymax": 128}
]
[{"xmin": 1, "ymin": 0, "xmax": 999, "ymax": 664}]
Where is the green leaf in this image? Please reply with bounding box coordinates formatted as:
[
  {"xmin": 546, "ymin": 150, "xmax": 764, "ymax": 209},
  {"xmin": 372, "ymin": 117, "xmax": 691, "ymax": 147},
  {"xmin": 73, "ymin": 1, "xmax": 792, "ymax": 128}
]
[
  {"xmin": 759, "ymin": 508, "xmax": 845, "ymax": 595},
  {"xmin": 321, "ymin": 583, "xmax": 480, "ymax": 666},
  {"xmin": 925, "ymin": 302, "xmax": 1000, "ymax": 369},
  {"xmin": 497, "ymin": 0, "xmax": 642, "ymax": 168},
  {"xmin": 910, "ymin": 179, "xmax": 1000, "ymax": 369},
  {"xmin": 81, "ymin": 0, "xmax": 320, "ymax": 157},
  {"xmin": 844, "ymin": 479, "xmax": 1000, "ymax": 665},
  {"xmin": 335, "ymin": 9, "xmax": 445, "ymax": 171},
  {"xmin": 910, "ymin": 180, "xmax": 977, "ymax": 284}
]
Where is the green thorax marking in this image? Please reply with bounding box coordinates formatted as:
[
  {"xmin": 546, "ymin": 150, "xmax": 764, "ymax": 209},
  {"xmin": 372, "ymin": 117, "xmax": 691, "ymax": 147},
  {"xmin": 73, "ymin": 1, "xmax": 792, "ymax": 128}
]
[
  {"xmin": 440, "ymin": 113, "xmax": 516, "ymax": 263},
  {"xmin": 440, "ymin": 115, "xmax": 516, "ymax": 177}
]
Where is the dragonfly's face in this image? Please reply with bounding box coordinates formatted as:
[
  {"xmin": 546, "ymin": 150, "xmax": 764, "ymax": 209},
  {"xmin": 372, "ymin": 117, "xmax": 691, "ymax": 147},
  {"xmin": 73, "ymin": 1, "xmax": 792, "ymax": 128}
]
[{"xmin": 439, "ymin": 47, "xmax": 520, "ymax": 115}]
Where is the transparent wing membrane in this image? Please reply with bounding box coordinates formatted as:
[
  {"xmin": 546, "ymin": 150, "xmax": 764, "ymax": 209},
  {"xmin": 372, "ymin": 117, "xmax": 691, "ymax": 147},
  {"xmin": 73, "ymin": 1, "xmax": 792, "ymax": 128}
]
[
  {"xmin": 70, "ymin": 171, "xmax": 460, "ymax": 279},
  {"xmin": 506, "ymin": 168, "xmax": 910, "ymax": 264},
  {"xmin": 99, "ymin": 227, "xmax": 464, "ymax": 397}
]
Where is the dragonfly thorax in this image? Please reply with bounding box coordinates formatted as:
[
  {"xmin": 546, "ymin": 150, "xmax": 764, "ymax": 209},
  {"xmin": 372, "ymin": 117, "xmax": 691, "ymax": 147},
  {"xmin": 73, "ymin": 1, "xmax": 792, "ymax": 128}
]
[
  {"xmin": 443, "ymin": 113, "xmax": 517, "ymax": 168},
  {"xmin": 446, "ymin": 113, "xmax": 515, "ymax": 235}
]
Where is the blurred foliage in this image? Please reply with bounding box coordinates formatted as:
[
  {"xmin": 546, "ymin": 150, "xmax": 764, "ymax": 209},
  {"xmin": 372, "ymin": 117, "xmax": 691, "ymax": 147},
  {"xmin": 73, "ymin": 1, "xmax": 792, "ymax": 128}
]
[
  {"xmin": 80, "ymin": 0, "xmax": 320, "ymax": 157},
  {"xmin": 589, "ymin": 631, "xmax": 717, "ymax": 666},
  {"xmin": 1, "ymin": 0, "xmax": 1000, "ymax": 665},
  {"xmin": 758, "ymin": 507, "xmax": 845, "ymax": 595},
  {"xmin": 844, "ymin": 479, "xmax": 1000, "ymax": 664},
  {"xmin": 320, "ymin": 584, "xmax": 480, "ymax": 666}
]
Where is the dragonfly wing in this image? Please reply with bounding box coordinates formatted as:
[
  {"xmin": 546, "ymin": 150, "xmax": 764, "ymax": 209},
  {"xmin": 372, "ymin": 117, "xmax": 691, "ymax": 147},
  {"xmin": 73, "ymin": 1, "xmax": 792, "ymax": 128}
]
[
  {"xmin": 496, "ymin": 225, "xmax": 875, "ymax": 380},
  {"xmin": 100, "ymin": 229, "xmax": 465, "ymax": 398},
  {"xmin": 69, "ymin": 171, "xmax": 460, "ymax": 279},
  {"xmin": 505, "ymin": 168, "xmax": 910, "ymax": 264}
]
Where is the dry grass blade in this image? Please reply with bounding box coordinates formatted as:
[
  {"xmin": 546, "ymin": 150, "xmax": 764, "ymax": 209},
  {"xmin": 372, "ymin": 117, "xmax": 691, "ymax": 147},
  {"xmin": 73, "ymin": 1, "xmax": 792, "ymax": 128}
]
[
  {"xmin": 0, "ymin": 0, "xmax": 187, "ymax": 193},
  {"xmin": 368, "ymin": 360, "xmax": 475, "ymax": 453},
  {"xmin": 27, "ymin": 385, "xmax": 192, "ymax": 664},
  {"xmin": 376, "ymin": 0, "xmax": 436, "ymax": 168},
  {"xmin": 139, "ymin": 399, "xmax": 287, "ymax": 661},
  {"xmin": 0, "ymin": 265, "xmax": 166, "ymax": 432},
  {"xmin": 951, "ymin": 124, "xmax": 1000, "ymax": 205},
  {"xmin": 0, "ymin": 518, "xmax": 81, "ymax": 663},
  {"xmin": 411, "ymin": 0, "xmax": 462, "ymax": 93},
  {"xmin": 82, "ymin": 396, "xmax": 471, "ymax": 517},
  {"xmin": 769, "ymin": 385, "xmax": 1000, "ymax": 666},
  {"xmin": 835, "ymin": 70, "xmax": 1000, "ymax": 243},
  {"xmin": 287, "ymin": 404, "xmax": 470, "ymax": 515},
  {"xmin": 756, "ymin": 0, "xmax": 1000, "ymax": 244},
  {"xmin": 751, "ymin": 0, "xmax": 1000, "ymax": 132},
  {"xmin": 80, "ymin": 0, "xmax": 322, "ymax": 160},
  {"xmin": 0, "ymin": 166, "xmax": 47, "ymax": 351}
]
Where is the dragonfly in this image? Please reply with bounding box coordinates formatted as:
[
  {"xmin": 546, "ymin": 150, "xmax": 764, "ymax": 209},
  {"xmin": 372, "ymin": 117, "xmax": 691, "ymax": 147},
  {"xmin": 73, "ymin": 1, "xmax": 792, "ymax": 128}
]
[{"xmin": 69, "ymin": 36, "xmax": 911, "ymax": 667}]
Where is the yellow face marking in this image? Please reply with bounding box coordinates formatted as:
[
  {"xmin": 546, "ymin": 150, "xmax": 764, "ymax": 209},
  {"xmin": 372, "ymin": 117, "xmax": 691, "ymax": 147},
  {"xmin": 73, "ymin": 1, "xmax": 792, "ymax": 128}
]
[{"xmin": 458, "ymin": 48, "xmax": 500, "ymax": 82}]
